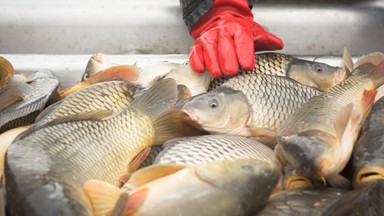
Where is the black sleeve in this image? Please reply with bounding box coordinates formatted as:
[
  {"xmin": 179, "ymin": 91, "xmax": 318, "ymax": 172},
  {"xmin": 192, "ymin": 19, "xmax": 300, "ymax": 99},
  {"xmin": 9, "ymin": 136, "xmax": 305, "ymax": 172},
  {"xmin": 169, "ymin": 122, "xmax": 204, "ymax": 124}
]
[{"xmin": 180, "ymin": 0, "xmax": 253, "ymax": 32}]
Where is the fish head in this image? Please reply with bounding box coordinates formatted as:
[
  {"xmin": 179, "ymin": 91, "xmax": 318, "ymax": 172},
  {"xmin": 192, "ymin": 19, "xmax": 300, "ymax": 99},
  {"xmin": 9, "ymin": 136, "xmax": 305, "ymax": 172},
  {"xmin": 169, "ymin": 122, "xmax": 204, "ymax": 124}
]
[
  {"xmin": 288, "ymin": 59, "xmax": 346, "ymax": 91},
  {"xmin": 26, "ymin": 70, "xmax": 57, "ymax": 82},
  {"xmin": 165, "ymin": 62, "xmax": 212, "ymax": 96},
  {"xmin": 181, "ymin": 86, "xmax": 251, "ymax": 135},
  {"xmin": 0, "ymin": 56, "xmax": 15, "ymax": 90},
  {"xmin": 277, "ymin": 130, "xmax": 339, "ymax": 179},
  {"xmin": 195, "ymin": 158, "xmax": 280, "ymax": 214},
  {"xmin": 83, "ymin": 53, "xmax": 112, "ymax": 81}
]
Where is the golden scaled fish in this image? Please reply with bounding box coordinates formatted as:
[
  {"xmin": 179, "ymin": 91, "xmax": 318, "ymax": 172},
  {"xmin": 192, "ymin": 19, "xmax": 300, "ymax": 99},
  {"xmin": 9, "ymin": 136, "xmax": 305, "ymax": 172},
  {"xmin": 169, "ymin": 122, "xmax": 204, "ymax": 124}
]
[
  {"xmin": 4, "ymin": 78, "xmax": 205, "ymax": 216},
  {"xmin": 84, "ymin": 158, "xmax": 281, "ymax": 216},
  {"xmin": 352, "ymin": 96, "xmax": 384, "ymax": 188},
  {"xmin": 209, "ymin": 52, "xmax": 346, "ymax": 91},
  {"xmin": 0, "ymin": 56, "xmax": 14, "ymax": 91},
  {"xmin": 276, "ymin": 59, "xmax": 384, "ymax": 189},
  {"xmin": 182, "ymin": 74, "xmax": 321, "ymax": 146}
]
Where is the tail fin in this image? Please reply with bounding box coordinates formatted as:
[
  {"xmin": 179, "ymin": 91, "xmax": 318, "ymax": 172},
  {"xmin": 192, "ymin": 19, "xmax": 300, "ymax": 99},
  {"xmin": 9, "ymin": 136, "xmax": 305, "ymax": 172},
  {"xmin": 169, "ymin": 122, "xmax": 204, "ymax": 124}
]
[
  {"xmin": 369, "ymin": 60, "xmax": 384, "ymax": 89},
  {"xmin": 355, "ymin": 52, "xmax": 384, "ymax": 69}
]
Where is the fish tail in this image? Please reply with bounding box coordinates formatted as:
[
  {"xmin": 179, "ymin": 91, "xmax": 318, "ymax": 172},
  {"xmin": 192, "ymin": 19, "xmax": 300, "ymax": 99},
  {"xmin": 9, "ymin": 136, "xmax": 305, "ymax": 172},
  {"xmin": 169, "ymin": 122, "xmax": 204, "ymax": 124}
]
[
  {"xmin": 369, "ymin": 60, "xmax": 384, "ymax": 89},
  {"xmin": 61, "ymin": 65, "xmax": 139, "ymax": 97}
]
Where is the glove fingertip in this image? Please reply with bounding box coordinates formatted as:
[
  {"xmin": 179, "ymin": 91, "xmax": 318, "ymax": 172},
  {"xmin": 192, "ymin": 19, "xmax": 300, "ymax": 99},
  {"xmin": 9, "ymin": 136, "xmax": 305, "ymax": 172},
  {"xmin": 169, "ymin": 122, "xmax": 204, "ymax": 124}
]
[{"xmin": 189, "ymin": 45, "xmax": 205, "ymax": 72}]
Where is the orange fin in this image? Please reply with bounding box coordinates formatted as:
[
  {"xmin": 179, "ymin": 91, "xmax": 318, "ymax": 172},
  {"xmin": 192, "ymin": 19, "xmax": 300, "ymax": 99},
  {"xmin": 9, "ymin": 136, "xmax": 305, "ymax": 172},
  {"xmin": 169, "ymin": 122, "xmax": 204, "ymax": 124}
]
[
  {"xmin": 129, "ymin": 164, "xmax": 187, "ymax": 188},
  {"xmin": 110, "ymin": 188, "xmax": 148, "ymax": 216},
  {"xmin": 83, "ymin": 180, "xmax": 122, "ymax": 216},
  {"xmin": 0, "ymin": 56, "xmax": 15, "ymax": 89},
  {"xmin": 334, "ymin": 103, "xmax": 354, "ymax": 140},
  {"xmin": 61, "ymin": 65, "xmax": 139, "ymax": 97},
  {"xmin": 128, "ymin": 147, "xmax": 151, "ymax": 173},
  {"xmin": 361, "ymin": 89, "xmax": 377, "ymax": 115}
]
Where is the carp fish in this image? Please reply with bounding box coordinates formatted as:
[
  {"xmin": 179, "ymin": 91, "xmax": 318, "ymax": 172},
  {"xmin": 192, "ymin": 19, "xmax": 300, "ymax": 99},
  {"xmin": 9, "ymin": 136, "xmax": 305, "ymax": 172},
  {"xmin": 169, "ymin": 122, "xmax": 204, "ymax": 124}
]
[
  {"xmin": 4, "ymin": 78, "xmax": 205, "ymax": 216},
  {"xmin": 353, "ymin": 96, "xmax": 384, "ymax": 188},
  {"xmin": 276, "ymin": 58, "xmax": 384, "ymax": 189},
  {"xmin": 182, "ymin": 75, "xmax": 321, "ymax": 145},
  {"xmin": 84, "ymin": 158, "xmax": 280, "ymax": 216},
  {"xmin": 209, "ymin": 52, "xmax": 345, "ymax": 91}
]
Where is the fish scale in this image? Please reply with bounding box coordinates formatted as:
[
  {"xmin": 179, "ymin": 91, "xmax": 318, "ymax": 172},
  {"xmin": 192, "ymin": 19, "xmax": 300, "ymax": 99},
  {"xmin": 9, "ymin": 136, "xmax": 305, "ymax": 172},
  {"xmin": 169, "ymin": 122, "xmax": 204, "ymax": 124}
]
[
  {"xmin": 5, "ymin": 78, "xmax": 186, "ymax": 216},
  {"xmin": 222, "ymin": 73, "xmax": 321, "ymax": 130},
  {"xmin": 153, "ymin": 135, "xmax": 280, "ymax": 168},
  {"xmin": 37, "ymin": 81, "xmax": 136, "ymax": 126},
  {"xmin": 278, "ymin": 74, "xmax": 375, "ymax": 137},
  {"xmin": 209, "ymin": 53, "xmax": 291, "ymax": 90}
]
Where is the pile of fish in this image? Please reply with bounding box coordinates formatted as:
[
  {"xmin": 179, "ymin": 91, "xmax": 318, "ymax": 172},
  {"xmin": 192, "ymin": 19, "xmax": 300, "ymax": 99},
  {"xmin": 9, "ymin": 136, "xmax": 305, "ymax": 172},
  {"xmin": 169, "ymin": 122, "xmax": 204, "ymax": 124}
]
[{"xmin": 0, "ymin": 50, "xmax": 383, "ymax": 216}]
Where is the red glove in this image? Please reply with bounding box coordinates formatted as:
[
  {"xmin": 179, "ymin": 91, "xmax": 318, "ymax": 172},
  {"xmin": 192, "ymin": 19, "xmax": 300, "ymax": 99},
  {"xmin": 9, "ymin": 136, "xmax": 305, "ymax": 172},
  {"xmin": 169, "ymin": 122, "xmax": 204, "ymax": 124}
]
[{"xmin": 189, "ymin": 0, "xmax": 284, "ymax": 78}]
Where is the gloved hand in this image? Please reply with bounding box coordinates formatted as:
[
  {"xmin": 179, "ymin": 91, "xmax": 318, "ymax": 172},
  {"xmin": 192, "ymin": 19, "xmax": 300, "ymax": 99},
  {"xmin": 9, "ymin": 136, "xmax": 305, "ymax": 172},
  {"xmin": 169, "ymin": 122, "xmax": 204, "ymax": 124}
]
[{"xmin": 189, "ymin": 0, "xmax": 284, "ymax": 78}]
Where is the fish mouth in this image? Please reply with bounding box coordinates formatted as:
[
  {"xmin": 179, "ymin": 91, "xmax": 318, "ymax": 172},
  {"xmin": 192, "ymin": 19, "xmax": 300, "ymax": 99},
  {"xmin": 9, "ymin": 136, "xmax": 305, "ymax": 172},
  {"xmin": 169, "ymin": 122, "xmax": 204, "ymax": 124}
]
[
  {"xmin": 355, "ymin": 168, "xmax": 384, "ymax": 188},
  {"xmin": 285, "ymin": 175, "xmax": 313, "ymax": 190},
  {"xmin": 181, "ymin": 109, "xmax": 200, "ymax": 124}
]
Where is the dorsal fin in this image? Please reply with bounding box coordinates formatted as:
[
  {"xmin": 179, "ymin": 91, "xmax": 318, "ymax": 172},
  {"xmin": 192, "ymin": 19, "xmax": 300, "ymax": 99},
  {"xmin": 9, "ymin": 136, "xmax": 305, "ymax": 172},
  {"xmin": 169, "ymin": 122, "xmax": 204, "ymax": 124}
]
[
  {"xmin": 342, "ymin": 47, "xmax": 354, "ymax": 76},
  {"xmin": 128, "ymin": 164, "xmax": 187, "ymax": 188}
]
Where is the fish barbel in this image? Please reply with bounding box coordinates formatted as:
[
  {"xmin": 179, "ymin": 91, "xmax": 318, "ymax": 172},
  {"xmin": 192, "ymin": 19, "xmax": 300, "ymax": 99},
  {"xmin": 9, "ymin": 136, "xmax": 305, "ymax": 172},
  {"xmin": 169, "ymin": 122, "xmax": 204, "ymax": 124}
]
[
  {"xmin": 276, "ymin": 59, "xmax": 384, "ymax": 188},
  {"xmin": 4, "ymin": 78, "xmax": 204, "ymax": 215}
]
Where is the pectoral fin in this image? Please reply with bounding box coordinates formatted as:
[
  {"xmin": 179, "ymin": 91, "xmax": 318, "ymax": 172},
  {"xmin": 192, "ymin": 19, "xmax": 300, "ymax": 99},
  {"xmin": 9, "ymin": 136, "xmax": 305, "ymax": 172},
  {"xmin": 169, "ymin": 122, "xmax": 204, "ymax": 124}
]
[
  {"xmin": 83, "ymin": 180, "xmax": 122, "ymax": 216},
  {"xmin": 129, "ymin": 164, "xmax": 187, "ymax": 188}
]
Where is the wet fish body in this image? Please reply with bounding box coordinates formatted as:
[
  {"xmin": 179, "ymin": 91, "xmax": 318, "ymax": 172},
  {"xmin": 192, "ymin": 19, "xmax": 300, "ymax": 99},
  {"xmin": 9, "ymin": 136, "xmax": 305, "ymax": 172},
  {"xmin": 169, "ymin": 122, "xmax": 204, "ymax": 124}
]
[
  {"xmin": 4, "ymin": 79, "xmax": 200, "ymax": 215},
  {"xmin": 153, "ymin": 135, "xmax": 280, "ymax": 167},
  {"xmin": 85, "ymin": 158, "xmax": 280, "ymax": 216},
  {"xmin": 276, "ymin": 60, "xmax": 384, "ymax": 188},
  {"xmin": 353, "ymin": 96, "xmax": 384, "ymax": 188},
  {"xmin": 0, "ymin": 70, "xmax": 59, "ymax": 133},
  {"xmin": 182, "ymin": 74, "xmax": 321, "ymax": 141},
  {"xmin": 36, "ymin": 80, "xmax": 138, "ymax": 126},
  {"xmin": 209, "ymin": 52, "xmax": 345, "ymax": 91}
]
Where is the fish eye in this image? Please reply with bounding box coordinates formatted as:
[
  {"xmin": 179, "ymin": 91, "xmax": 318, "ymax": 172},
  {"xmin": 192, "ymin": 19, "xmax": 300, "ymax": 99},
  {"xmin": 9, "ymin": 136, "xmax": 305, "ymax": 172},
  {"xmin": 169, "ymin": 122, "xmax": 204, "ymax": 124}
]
[
  {"xmin": 313, "ymin": 64, "xmax": 323, "ymax": 73},
  {"xmin": 83, "ymin": 73, "xmax": 89, "ymax": 80},
  {"xmin": 208, "ymin": 98, "xmax": 219, "ymax": 109}
]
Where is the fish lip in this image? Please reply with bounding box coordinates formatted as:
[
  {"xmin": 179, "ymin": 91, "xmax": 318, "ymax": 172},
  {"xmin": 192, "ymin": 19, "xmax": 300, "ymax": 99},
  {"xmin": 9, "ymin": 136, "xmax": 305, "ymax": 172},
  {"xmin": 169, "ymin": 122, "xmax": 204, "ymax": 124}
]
[
  {"xmin": 285, "ymin": 175, "xmax": 313, "ymax": 190},
  {"xmin": 355, "ymin": 167, "xmax": 384, "ymax": 187},
  {"xmin": 181, "ymin": 109, "xmax": 200, "ymax": 124}
]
